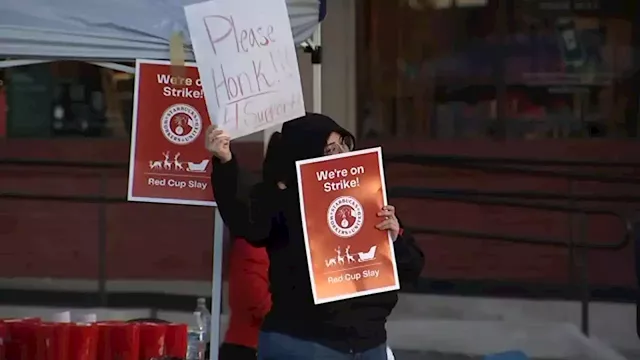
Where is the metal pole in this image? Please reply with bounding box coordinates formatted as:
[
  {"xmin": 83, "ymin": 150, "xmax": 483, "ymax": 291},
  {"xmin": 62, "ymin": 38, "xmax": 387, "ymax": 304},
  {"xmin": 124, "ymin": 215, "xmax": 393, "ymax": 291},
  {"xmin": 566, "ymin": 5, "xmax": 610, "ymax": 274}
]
[
  {"xmin": 577, "ymin": 212, "xmax": 590, "ymax": 335},
  {"xmin": 494, "ymin": 0, "xmax": 508, "ymax": 139},
  {"xmin": 312, "ymin": 24, "xmax": 322, "ymax": 113},
  {"xmin": 567, "ymin": 180, "xmax": 576, "ymax": 285},
  {"xmin": 262, "ymin": 24, "xmax": 322, "ymax": 153},
  {"xmin": 97, "ymin": 172, "xmax": 108, "ymax": 307},
  {"xmin": 209, "ymin": 207, "xmax": 225, "ymax": 360},
  {"xmin": 634, "ymin": 215, "xmax": 640, "ymax": 340}
]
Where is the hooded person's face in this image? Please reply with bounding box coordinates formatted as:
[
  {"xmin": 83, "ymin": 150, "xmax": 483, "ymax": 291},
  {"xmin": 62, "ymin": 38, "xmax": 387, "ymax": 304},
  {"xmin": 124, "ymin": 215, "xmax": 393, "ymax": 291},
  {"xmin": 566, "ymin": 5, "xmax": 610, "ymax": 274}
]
[
  {"xmin": 323, "ymin": 132, "xmax": 353, "ymax": 156},
  {"xmin": 278, "ymin": 113, "xmax": 356, "ymax": 189},
  {"xmin": 278, "ymin": 131, "xmax": 353, "ymax": 190}
]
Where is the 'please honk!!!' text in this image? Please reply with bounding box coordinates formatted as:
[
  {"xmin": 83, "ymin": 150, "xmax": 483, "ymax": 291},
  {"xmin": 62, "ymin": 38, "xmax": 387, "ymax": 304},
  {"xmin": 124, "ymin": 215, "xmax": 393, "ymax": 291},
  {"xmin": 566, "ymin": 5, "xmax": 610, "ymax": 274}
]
[
  {"xmin": 203, "ymin": 15, "xmax": 303, "ymax": 129},
  {"xmin": 316, "ymin": 166, "xmax": 366, "ymax": 193},
  {"xmin": 148, "ymin": 178, "xmax": 208, "ymax": 191},
  {"xmin": 327, "ymin": 269, "xmax": 380, "ymax": 284}
]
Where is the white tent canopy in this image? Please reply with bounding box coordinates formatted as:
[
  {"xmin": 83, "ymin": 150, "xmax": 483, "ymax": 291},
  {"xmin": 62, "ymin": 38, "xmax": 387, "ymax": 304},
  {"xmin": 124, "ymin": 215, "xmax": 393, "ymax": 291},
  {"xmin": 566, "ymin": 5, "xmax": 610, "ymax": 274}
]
[
  {"xmin": 0, "ymin": 3, "xmax": 326, "ymax": 358},
  {"xmin": 0, "ymin": 0, "xmax": 323, "ymax": 61}
]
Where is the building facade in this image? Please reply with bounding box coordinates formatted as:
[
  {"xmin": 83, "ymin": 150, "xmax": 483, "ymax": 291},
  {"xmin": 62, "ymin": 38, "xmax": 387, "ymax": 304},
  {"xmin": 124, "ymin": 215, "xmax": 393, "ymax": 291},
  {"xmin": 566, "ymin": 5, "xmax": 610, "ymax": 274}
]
[{"xmin": 0, "ymin": 0, "xmax": 638, "ymax": 301}]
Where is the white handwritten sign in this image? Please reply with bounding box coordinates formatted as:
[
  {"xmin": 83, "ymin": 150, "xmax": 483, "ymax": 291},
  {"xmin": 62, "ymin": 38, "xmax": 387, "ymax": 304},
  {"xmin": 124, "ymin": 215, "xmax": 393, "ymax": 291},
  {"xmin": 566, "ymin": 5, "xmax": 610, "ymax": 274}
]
[{"xmin": 184, "ymin": 0, "xmax": 305, "ymax": 139}]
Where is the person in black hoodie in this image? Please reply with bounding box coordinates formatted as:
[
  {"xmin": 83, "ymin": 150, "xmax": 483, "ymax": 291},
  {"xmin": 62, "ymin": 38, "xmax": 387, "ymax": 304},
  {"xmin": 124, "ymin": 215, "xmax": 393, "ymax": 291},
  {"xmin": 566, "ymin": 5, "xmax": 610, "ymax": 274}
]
[{"xmin": 206, "ymin": 113, "xmax": 424, "ymax": 360}]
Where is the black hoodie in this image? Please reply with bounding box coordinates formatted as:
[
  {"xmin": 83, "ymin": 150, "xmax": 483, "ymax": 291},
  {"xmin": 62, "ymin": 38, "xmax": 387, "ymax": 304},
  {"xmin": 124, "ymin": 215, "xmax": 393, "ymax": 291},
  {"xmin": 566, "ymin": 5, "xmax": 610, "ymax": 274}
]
[{"xmin": 212, "ymin": 113, "xmax": 424, "ymax": 353}]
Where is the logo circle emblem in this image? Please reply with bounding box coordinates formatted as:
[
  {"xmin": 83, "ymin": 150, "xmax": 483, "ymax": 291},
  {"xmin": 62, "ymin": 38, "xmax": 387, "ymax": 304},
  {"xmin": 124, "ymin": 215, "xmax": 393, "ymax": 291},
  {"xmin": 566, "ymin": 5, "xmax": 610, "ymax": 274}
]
[
  {"xmin": 160, "ymin": 104, "xmax": 203, "ymax": 145},
  {"xmin": 327, "ymin": 196, "xmax": 364, "ymax": 238}
]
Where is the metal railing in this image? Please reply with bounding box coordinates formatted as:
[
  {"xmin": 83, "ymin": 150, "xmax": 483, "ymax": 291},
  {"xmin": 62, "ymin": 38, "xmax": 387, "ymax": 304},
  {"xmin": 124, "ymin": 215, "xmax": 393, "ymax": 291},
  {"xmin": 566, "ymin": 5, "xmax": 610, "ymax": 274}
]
[
  {"xmin": 384, "ymin": 153, "xmax": 638, "ymax": 335},
  {"xmin": 0, "ymin": 155, "xmax": 638, "ymax": 334},
  {"xmin": 393, "ymin": 187, "xmax": 632, "ymax": 335}
]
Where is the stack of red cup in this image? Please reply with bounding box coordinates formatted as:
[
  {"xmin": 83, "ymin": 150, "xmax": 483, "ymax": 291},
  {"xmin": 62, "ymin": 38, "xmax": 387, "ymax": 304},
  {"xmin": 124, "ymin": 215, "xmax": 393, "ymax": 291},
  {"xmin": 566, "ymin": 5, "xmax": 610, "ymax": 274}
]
[
  {"xmin": 35, "ymin": 322, "xmax": 70, "ymax": 360},
  {"xmin": 68, "ymin": 322, "xmax": 98, "ymax": 360},
  {"xmin": 165, "ymin": 323, "xmax": 188, "ymax": 358},
  {"xmin": 4, "ymin": 318, "xmax": 41, "ymax": 360},
  {"xmin": 97, "ymin": 321, "xmax": 140, "ymax": 360},
  {"xmin": 0, "ymin": 317, "xmax": 188, "ymax": 360},
  {"xmin": 138, "ymin": 323, "xmax": 167, "ymax": 359}
]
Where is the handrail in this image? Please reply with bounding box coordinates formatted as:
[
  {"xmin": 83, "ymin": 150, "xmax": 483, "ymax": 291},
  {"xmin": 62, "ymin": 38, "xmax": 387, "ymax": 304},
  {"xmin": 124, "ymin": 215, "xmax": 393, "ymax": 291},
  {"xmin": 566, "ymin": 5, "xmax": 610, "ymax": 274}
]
[
  {"xmin": 385, "ymin": 155, "xmax": 639, "ymax": 184},
  {"xmin": 389, "ymin": 186, "xmax": 632, "ymax": 250},
  {"xmin": 1, "ymin": 189, "xmax": 632, "ymax": 251},
  {"xmin": 393, "ymin": 187, "xmax": 640, "ymax": 203},
  {"xmin": 384, "ymin": 153, "xmax": 640, "ymax": 168},
  {"xmin": 404, "ymin": 224, "xmax": 631, "ymax": 251},
  {"xmin": 3, "ymin": 155, "xmax": 638, "ymax": 184},
  {"xmin": 0, "ymin": 158, "xmax": 126, "ymax": 169},
  {"xmin": 0, "ymin": 192, "xmax": 127, "ymax": 204},
  {"xmin": 2, "ymin": 188, "xmax": 635, "ymax": 204},
  {"xmin": 3, "ymin": 155, "xmax": 640, "ymax": 168}
]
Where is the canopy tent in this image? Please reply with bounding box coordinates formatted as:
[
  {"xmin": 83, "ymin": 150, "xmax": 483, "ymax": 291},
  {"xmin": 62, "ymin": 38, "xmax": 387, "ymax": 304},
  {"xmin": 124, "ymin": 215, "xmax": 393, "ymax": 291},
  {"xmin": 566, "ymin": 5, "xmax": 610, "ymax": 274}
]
[
  {"xmin": 0, "ymin": 0, "xmax": 326, "ymax": 61},
  {"xmin": 0, "ymin": 3, "xmax": 325, "ymax": 357},
  {"xmin": 0, "ymin": 0, "xmax": 325, "ymax": 115}
]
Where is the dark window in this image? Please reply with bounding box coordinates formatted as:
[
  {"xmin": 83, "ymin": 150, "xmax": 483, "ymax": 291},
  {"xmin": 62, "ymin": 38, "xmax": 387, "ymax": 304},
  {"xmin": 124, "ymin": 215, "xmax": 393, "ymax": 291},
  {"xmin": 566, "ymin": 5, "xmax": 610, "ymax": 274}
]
[
  {"xmin": 1, "ymin": 61, "xmax": 134, "ymax": 138},
  {"xmin": 357, "ymin": 0, "xmax": 640, "ymax": 139}
]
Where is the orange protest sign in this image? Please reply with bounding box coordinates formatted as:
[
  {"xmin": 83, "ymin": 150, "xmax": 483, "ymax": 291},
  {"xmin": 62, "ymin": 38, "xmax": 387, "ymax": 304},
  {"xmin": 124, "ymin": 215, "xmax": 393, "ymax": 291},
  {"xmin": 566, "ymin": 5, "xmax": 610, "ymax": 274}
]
[
  {"xmin": 128, "ymin": 59, "xmax": 214, "ymax": 206},
  {"xmin": 296, "ymin": 147, "xmax": 399, "ymax": 304}
]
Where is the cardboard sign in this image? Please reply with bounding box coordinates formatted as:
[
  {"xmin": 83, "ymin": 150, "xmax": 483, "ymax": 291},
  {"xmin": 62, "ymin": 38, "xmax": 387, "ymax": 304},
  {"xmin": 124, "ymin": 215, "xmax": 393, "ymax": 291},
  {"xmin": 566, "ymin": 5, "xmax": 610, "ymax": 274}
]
[
  {"xmin": 296, "ymin": 147, "xmax": 400, "ymax": 304},
  {"xmin": 184, "ymin": 0, "xmax": 305, "ymax": 139},
  {"xmin": 128, "ymin": 59, "xmax": 215, "ymax": 206}
]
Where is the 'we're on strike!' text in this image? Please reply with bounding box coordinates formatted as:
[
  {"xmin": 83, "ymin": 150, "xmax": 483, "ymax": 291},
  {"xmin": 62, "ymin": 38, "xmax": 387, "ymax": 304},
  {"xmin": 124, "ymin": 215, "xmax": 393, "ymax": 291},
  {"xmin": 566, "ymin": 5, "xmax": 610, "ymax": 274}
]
[
  {"xmin": 316, "ymin": 166, "xmax": 366, "ymax": 193},
  {"xmin": 158, "ymin": 74, "xmax": 204, "ymax": 99}
]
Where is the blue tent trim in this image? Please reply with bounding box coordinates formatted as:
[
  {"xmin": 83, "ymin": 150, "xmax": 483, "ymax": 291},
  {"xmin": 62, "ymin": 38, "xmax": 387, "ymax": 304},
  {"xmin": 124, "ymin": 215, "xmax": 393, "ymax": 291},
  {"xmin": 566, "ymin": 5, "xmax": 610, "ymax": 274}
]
[
  {"xmin": 319, "ymin": 0, "xmax": 327, "ymax": 22},
  {"xmin": 0, "ymin": 0, "xmax": 323, "ymax": 61}
]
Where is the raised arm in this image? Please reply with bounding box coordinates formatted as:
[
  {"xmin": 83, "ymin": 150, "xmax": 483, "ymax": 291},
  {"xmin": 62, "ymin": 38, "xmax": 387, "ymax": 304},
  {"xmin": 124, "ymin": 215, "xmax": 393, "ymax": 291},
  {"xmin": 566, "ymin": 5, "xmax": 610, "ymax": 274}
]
[
  {"xmin": 211, "ymin": 155, "xmax": 255, "ymax": 236},
  {"xmin": 207, "ymin": 126, "xmax": 276, "ymax": 246}
]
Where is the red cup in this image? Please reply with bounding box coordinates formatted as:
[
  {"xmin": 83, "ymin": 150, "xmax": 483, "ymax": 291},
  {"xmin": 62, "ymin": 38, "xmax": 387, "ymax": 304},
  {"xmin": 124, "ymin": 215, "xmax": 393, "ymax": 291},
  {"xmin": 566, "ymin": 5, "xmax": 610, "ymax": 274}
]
[
  {"xmin": 3, "ymin": 318, "xmax": 41, "ymax": 324},
  {"xmin": 138, "ymin": 323, "xmax": 166, "ymax": 360},
  {"xmin": 97, "ymin": 322, "xmax": 139, "ymax": 360},
  {"xmin": 0, "ymin": 321, "xmax": 7, "ymax": 360},
  {"xmin": 164, "ymin": 323, "xmax": 188, "ymax": 357},
  {"xmin": 68, "ymin": 323, "xmax": 98, "ymax": 360},
  {"xmin": 35, "ymin": 322, "xmax": 70, "ymax": 360},
  {"xmin": 5, "ymin": 319, "xmax": 39, "ymax": 360}
]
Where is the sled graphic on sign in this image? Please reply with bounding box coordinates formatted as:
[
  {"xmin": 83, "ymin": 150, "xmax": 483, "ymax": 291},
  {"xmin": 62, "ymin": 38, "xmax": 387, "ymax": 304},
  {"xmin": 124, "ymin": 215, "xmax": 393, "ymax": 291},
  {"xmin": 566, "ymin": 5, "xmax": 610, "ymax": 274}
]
[{"xmin": 187, "ymin": 159, "xmax": 210, "ymax": 173}]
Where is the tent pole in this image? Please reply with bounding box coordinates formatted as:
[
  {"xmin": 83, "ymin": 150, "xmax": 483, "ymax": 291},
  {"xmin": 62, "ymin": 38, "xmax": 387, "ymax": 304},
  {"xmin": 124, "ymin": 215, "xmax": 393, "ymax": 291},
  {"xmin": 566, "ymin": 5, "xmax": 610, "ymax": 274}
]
[
  {"xmin": 263, "ymin": 23, "xmax": 323, "ymax": 154},
  {"xmin": 0, "ymin": 59, "xmax": 52, "ymax": 69},
  {"xmin": 89, "ymin": 62, "xmax": 135, "ymax": 74},
  {"xmin": 312, "ymin": 24, "xmax": 322, "ymax": 113},
  {"xmin": 209, "ymin": 207, "xmax": 224, "ymax": 360}
]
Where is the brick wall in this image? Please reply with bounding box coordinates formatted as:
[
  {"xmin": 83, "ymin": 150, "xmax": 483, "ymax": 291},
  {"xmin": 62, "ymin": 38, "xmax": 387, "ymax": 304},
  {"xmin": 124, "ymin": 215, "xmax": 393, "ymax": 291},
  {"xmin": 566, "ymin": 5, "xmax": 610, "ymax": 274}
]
[{"xmin": 0, "ymin": 138, "xmax": 638, "ymax": 288}]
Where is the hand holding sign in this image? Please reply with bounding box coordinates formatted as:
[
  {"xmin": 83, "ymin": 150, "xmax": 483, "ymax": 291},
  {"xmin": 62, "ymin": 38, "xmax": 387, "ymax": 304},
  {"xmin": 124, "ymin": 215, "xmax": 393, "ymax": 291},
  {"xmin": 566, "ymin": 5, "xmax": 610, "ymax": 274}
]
[
  {"xmin": 376, "ymin": 205, "xmax": 400, "ymax": 242},
  {"xmin": 185, "ymin": 0, "xmax": 305, "ymax": 139},
  {"xmin": 205, "ymin": 125, "xmax": 232, "ymax": 163}
]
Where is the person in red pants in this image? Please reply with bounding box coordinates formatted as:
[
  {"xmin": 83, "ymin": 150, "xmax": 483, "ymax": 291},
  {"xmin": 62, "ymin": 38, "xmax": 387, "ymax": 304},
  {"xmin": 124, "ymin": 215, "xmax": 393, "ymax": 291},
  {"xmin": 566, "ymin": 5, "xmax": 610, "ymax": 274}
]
[{"xmin": 219, "ymin": 237, "xmax": 271, "ymax": 360}]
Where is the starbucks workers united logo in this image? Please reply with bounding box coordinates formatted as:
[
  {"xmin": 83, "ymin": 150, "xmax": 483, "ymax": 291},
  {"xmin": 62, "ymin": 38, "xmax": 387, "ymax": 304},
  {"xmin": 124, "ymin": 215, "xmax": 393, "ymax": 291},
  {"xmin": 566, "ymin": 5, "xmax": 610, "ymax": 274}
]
[
  {"xmin": 160, "ymin": 104, "xmax": 203, "ymax": 145},
  {"xmin": 327, "ymin": 196, "xmax": 364, "ymax": 238}
]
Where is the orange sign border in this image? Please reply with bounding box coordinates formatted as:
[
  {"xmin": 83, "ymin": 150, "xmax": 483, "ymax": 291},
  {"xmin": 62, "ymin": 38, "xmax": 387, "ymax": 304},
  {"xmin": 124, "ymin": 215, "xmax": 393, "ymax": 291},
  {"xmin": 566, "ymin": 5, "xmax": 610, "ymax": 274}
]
[{"xmin": 295, "ymin": 147, "xmax": 400, "ymax": 304}]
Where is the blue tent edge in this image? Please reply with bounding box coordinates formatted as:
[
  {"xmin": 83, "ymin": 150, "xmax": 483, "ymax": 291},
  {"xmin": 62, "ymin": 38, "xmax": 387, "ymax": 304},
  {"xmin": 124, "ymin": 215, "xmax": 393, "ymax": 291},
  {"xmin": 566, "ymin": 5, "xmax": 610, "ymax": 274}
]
[{"xmin": 319, "ymin": 0, "xmax": 327, "ymax": 22}]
